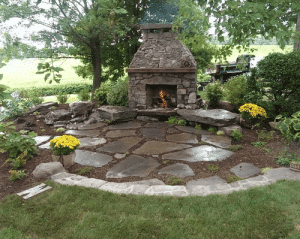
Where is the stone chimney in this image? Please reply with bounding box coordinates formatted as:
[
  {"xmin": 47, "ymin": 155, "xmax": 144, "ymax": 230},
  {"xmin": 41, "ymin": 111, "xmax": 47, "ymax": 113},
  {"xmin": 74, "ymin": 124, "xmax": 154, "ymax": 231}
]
[{"xmin": 127, "ymin": 24, "xmax": 198, "ymax": 110}]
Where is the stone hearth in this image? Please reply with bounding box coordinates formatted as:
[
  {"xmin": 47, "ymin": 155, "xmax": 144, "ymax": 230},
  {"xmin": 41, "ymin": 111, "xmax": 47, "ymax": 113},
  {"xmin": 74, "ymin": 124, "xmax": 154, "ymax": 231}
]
[{"xmin": 127, "ymin": 24, "xmax": 198, "ymax": 110}]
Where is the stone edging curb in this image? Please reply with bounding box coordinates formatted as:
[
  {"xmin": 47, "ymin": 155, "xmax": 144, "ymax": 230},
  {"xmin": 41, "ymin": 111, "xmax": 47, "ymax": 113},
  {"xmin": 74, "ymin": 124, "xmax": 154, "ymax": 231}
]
[{"xmin": 49, "ymin": 167, "xmax": 300, "ymax": 197}]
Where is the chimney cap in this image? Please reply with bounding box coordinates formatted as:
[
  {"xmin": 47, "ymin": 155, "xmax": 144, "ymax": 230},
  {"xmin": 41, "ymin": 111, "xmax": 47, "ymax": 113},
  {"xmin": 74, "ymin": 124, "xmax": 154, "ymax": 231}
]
[{"xmin": 140, "ymin": 24, "xmax": 173, "ymax": 30}]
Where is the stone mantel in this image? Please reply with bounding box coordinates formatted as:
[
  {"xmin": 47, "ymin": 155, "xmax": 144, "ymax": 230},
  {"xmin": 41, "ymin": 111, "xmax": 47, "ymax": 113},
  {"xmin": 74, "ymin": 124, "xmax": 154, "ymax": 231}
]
[{"xmin": 127, "ymin": 68, "xmax": 197, "ymax": 73}]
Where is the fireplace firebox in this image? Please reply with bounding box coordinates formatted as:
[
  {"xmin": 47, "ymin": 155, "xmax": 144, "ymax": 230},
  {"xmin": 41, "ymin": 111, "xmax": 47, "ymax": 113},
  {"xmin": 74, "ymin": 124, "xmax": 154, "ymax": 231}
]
[{"xmin": 127, "ymin": 24, "xmax": 198, "ymax": 110}]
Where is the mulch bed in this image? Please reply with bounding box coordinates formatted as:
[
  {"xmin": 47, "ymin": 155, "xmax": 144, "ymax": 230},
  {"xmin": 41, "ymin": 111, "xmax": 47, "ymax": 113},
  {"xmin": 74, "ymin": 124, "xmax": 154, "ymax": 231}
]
[{"xmin": 1, "ymin": 101, "xmax": 300, "ymax": 202}]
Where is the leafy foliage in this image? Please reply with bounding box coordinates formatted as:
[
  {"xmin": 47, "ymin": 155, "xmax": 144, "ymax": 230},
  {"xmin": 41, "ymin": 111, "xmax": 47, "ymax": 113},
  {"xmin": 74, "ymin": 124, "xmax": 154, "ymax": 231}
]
[
  {"xmin": 205, "ymin": 0, "xmax": 300, "ymax": 50},
  {"xmin": 275, "ymin": 111, "xmax": 300, "ymax": 143},
  {"xmin": 0, "ymin": 122, "xmax": 38, "ymax": 159},
  {"xmin": 92, "ymin": 82, "xmax": 113, "ymax": 105},
  {"xmin": 77, "ymin": 88, "xmax": 91, "ymax": 101},
  {"xmin": 56, "ymin": 91, "xmax": 69, "ymax": 104},
  {"xmin": 36, "ymin": 62, "xmax": 64, "ymax": 84},
  {"xmin": 203, "ymin": 81, "xmax": 224, "ymax": 108},
  {"xmin": 223, "ymin": 75, "xmax": 247, "ymax": 106},
  {"xmin": 257, "ymin": 51, "xmax": 300, "ymax": 118},
  {"xmin": 167, "ymin": 116, "xmax": 179, "ymax": 125},
  {"xmin": 230, "ymin": 130, "xmax": 243, "ymax": 141},
  {"xmin": 107, "ymin": 78, "xmax": 129, "ymax": 106}
]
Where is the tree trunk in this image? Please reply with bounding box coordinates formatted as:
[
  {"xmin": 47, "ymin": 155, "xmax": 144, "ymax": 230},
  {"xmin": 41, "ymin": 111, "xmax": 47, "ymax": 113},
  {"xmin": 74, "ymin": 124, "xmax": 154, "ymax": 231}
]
[
  {"xmin": 294, "ymin": 12, "xmax": 300, "ymax": 51},
  {"xmin": 90, "ymin": 39, "xmax": 101, "ymax": 100}
]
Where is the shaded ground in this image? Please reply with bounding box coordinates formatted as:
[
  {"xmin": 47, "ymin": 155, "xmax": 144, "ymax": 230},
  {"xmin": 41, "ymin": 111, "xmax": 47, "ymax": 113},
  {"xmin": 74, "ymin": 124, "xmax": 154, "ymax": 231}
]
[{"xmin": 1, "ymin": 102, "xmax": 300, "ymax": 202}]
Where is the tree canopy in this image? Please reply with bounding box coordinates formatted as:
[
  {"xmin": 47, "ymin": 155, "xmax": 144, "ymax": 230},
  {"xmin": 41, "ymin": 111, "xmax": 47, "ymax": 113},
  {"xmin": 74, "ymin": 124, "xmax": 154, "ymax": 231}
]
[{"xmin": 204, "ymin": 0, "xmax": 300, "ymax": 50}]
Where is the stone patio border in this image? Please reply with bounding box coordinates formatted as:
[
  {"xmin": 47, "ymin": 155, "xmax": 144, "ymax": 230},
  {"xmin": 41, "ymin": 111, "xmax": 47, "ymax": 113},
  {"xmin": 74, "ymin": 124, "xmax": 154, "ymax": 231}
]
[{"xmin": 49, "ymin": 167, "xmax": 300, "ymax": 197}]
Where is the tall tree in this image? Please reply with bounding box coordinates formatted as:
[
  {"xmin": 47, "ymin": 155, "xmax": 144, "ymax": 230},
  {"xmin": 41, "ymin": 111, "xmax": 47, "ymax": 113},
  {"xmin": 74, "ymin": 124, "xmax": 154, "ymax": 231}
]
[
  {"xmin": 0, "ymin": 0, "xmax": 133, "ymax": 96},
  {"xmin": 204, "ymin": 0, "xmax": 300, "ymax": 50}
]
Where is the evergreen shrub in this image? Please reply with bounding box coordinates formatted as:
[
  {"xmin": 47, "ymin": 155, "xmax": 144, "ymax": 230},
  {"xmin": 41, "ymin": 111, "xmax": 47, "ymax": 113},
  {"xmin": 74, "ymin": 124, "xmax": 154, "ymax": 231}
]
[
  {"xmin": 223, "ymin": 75, "xmax": 247, "ymax": 106},
  {"xmin": 93, "ymin": 82, "xmax": 113, "ymax": 105},
  {"xmin": 107, "ymin": 77, "xmax": 129, "ymax": 106},
  {"xmin": 257, "ymin": 51, "xmax": 300, "ymax": 118},
  {"xmin": 203, "ymin": 80, "xmax": 224, "ymax": 108}
]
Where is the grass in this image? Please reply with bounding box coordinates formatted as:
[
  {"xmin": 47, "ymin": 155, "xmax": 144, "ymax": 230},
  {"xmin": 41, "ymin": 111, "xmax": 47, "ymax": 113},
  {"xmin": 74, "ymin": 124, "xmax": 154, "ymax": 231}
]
[
  {"xmin": 1, "ymin": 179, "xmax": 300, "ymax": 238},
  {"xmin": 219, "ymin": 45, "xmax": 293, "ymax": 62}
]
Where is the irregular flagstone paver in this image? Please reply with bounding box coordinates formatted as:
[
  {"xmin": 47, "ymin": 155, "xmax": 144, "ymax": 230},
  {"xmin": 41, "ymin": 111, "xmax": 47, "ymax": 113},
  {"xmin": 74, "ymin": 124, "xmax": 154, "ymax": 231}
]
[
  {"xmin": 74, "ymin": 149, "xmax": 113, "ymax": 167},
  {"xmin": 106, "ymin": 121, "xmax": 141, "ymax": 130},
  {"xmin": 175, "ymin": 125, "xmax": 212, "ymax": 135},
  {"xmin": 133, "ymin": 141, "xmax": 192, "ymax": 155},
  {"xmin": 144, "ymin": 122, "xmax": 173, "ymax": 128},
  {"xmin": 230, "ymin": 163, "xmax": 261, "ymax": 178},
  {"xmin": 97, "ymin": 106, "xmax": 137, "ymax": 121},
  {"xmin": 34, "ymin": 136, "xmax": 51, "ymax": 145},
  {"xmin": 158, "ymin": 163, "xmax": 195, "ymax": 177},
  {"xmin": 78, "ymin": 137, "xmax": 106, "ymax": 148},
  {"xmin": 201, "ymin": 135, "xmax": 232, "ymax": 149},
  {"xmin": 162, "ymin": 145, "xmax": 234, "ymax": 162},
  {"xmin": 65, "ymin": 129, "xmax": 100, "ymax": 137},
  {"xmin": 106, "ymin": 155, "xmax": 160, "ymax": 178},
  {"xmin": 105, "ymin": 130, "xmax": 136, "ymax": 138},
  {"xmin": 144, "ymin": 185, "xmax": 189, "ymax": 196},
  {"xmin": 77, "ymin": 122, "xmax": 107, "ymax": 130},
  {"xmin": 114, "ymin": 153, "xmax": 126, "ymax": 159},
  {"xmin": 186, "ymin": 176, "xmax": 227, "ymax": 188},
  {"xmin": 177, "ymin": 109, "xmax": 239, "ymax": 127},
  {"xmin": 96, "ymin": 137, "xmax": 142, "ymax": 153},
  {"xmin": 99, "ymin": 182, "xmax": 150, "ymax": 195},
  {"xmin": 38, "ymin": 136, "xmax": 60, "ymax": 149},
  {"xmin": 167, "ymin": 128, "xmax": 179, "ymax": 133},
  {"xmin": 166, "ymin": 133, "xmax": 198, "ymax": 144},
  {"xmin": 141, "ymin": 128, "xmax": 166, "ymax": 140},
  {"xmin": 264, "ymin": 167, "xmax": 300, "ymax": 181}
]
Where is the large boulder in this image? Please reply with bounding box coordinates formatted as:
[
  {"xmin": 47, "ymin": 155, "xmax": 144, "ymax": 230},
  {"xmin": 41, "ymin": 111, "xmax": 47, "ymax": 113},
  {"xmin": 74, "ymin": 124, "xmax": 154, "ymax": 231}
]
[
  {"xmin": 177, "ymin": 109, "xmax": 240, "ymax": 127},
  {"xmin": 69, "ymin": 101, "xmax": 94, "ymax": 118},
  {"xmin": 32, "ymin": 162, "xmax": 67, "ymax": 179},
  {"xmin": 26, "ymin": 102, "xmax": 58, "ymax": 114},
  {"xmin": 97, "ymin": 106, "xmax": 137, "ymax": 121},
  {"xmin": 44, "ymin": 109, "xmax": 72, "ymax": 125}
]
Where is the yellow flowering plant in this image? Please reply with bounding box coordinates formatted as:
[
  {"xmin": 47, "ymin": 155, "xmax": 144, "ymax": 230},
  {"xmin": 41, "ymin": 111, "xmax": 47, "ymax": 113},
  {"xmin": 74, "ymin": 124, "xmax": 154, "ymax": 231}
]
[
  {"xmin": 239, "ymin": 103, "xmax": 267, "ymax": 126},
  {"xmin": 50, "ymin": 135, "xmax": 81, "ymax": 156}
]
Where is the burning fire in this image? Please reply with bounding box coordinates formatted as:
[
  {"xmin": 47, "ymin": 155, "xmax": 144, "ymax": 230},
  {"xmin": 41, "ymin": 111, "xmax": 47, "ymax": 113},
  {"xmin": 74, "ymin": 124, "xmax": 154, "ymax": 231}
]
[{"xmin": 159, "ymin": 90, "xmax": 169, "ymax": 108}]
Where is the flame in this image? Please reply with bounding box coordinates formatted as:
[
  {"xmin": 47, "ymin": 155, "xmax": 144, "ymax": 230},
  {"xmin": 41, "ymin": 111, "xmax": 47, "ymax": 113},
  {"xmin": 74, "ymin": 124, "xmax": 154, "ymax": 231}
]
[{"xmin": 159, "ymin": 90, "xmax": 169, "ymax": 108}]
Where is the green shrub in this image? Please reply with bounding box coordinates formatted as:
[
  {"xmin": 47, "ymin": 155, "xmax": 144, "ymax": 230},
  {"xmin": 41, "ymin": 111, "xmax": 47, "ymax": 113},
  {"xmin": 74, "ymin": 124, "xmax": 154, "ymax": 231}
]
[
  {"xmin": 10, "ymin": 83, "xmax": 93, "ymax": 97},
  {"xmin": 77, "ymin": 88, "xmax": 91, "ymax": 101},
  {"xmin": 275, "ymin": 111, "xmax": 300, "ymax": 144},
  {"xmin": 230, "ymin": 130, "xmax": 243, "ymax": 141},
  {"xmin": 223, "ymin": 75, "xmax": 247, "ymax": 106},
  {"xmin": 107, "ymin": 78, "xmax": 128, "ymax": 106},
  {"xmin": 0, "ymin": 97, "xmax": 34, "ymax": 121},
  {"xmin": 93, "ymin": 82, "xmax": 113, "ymax": 105},
  {"xmin": 167, "ymin": 116, "xmax": 179, "ymax": 124},
  {"xmin": 178, "ymin": 120, "xmax": 186, "ymax": 126},
  {"xmin": 56, "ymin": 91, "xmax": 69, "ymax": 104},
  {"xmin": 195, "ymin": 124, "xmax": 202, "ymax": 130},
  {"xmin": 257, "ymin": 51, "xmax": 300, "ymax": 118},
  {"xmin": 203, "ymin": 80, "xmax": 224, "ymax": 107},
  {"xmin": 197, "ymin": 73, "xmax": 211, "ymax": 82},
  {"xmin": 216, "ymin": 130, "xmax": 225, "ymax": 136},
  {"xmin": 208, "ymin": 126, "xmax": 218, "ymax": 133},
  {"xmin": 0, "ymin": 122, "xmax": 38, "ymax": 159},
  {"xmin": 27, "ymin": 88, "xmax": 44, "ymax": 105}
]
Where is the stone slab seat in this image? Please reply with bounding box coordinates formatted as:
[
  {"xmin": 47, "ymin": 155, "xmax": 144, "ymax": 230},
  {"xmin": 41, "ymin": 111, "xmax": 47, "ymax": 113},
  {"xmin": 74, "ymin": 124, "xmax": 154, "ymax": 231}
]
[
  {"xmin": 177, "ymin": 109, "xmax": 240, "ymax": 127},
  {"xmin": 97, "ymin": 106, "xmax": 137, "ymax": 121}
]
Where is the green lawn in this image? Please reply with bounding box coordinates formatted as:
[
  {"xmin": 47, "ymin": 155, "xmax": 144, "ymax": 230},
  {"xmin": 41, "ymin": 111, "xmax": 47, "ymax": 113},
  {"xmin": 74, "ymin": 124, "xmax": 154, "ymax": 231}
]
[
  {"xmin": 1, "ymin": 179, "xmax": 300, "ymax": 238},
  {"xmin": 220, "ymin": 45, "xmax": 293, "ymax": 62}
]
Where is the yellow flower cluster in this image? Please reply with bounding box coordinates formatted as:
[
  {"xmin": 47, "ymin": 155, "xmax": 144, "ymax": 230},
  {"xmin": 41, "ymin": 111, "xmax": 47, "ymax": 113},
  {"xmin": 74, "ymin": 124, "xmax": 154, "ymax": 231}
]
[
  {"xmin": 239, "ymin": 103, "xmax": 267, "ymax": 118},
  {"xmin": 50, "ymin": 135, "xmax": 81, "ymax": 150}
]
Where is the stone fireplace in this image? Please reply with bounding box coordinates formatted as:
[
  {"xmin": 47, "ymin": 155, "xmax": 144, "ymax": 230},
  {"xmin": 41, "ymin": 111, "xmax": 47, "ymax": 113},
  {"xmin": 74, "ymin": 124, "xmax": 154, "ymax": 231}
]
[{"xmin": 127, "ymin": 24, "xmax": 198, "ymax": 110}]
